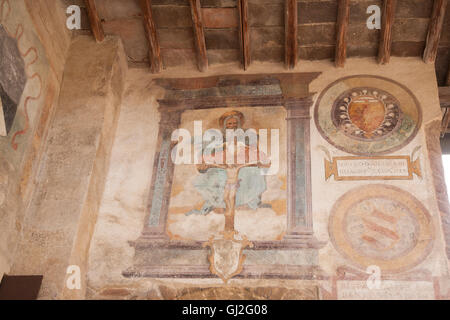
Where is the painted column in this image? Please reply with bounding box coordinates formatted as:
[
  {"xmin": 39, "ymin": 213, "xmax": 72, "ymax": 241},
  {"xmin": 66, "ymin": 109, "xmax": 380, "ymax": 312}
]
[
  {"xmin": 284, "ymin": 98, "xmax": 313, "ymax": 239},
  {"xmin": 142, "ymin": 110, "xmax": 182, "ymax": 239}
]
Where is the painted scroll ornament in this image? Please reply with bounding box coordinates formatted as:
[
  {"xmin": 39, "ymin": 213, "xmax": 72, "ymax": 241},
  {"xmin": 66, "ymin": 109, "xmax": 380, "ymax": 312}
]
[
  {"xmin": 314, "ymin": 75, "xmax": 422, "ymax": 156},
  {"xmin": 320, "ymin": 146, "xmax": 422, "ymax": 181}
]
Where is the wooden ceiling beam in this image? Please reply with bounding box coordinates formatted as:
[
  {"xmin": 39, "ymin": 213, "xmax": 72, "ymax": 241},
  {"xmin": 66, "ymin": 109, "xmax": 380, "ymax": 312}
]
[
  {"xmin": 140, "ymin": 0, "xmax": 163, "ymax": 73},
  {"xmin": 423, "ymin": 0, "xmax": 448, "ymax": 64},
  {"xmin": 335, "ymin": 0, "xmax": 350, "ymax": 68},
  {"xmin": 238, "ymin": 0, "xmax": 250, "ymax": 70},
  {"xmin": 378, "ymin": 0, "xmax": 397, "ymax": 64},
  {"xmin": 189, "ymin": 0, "xmax": 208, "ymax": 72},
  {"xmin": 285, "ymin": 0, "xmax": 298, "ymax": 69},
  {"xmin": 84, "ymin": 0, "xmax": 104, "ymax": 42}
]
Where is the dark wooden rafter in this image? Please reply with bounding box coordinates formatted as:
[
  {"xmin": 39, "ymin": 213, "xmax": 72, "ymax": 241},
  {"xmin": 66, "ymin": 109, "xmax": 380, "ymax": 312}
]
[
  {"xmin": 238, "ymin": 0, "xmax": 250, "ymax": 70},
  {"xmin": 441, "ymin": 87, "xmax": 450, "ymax": 136},
  {"xmin": 189, "ymin": 0, "xmax": 208, "ymax": 72},
  {"xmin": 423, "ymin": 0, "xmax": 448, "ymax": 64},
  {"xmin": 335, "ymin": 0, "xmax": 350, "ymax": 68},
  {"xmin": 285, "ymin": 0, "xmax": 298, "ymax": 69},
  {"xmin": 140, "ymin": 0, "xmax": 163, "ymax": 73},
  {"xmin": 378, "ymin": 0, "xmax": 397, "ymax": 64},
  {"xmin": 84, "ymin": 0, "xmax": 104, "ymax": 42},
  {"xmin": 442, "ymin": 109, "xmax": 450, "ymax": 136}
]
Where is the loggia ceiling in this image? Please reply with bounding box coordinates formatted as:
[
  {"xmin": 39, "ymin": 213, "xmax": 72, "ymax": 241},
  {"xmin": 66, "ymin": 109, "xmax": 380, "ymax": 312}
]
[{"xmin": 65, "ymin": 0, "xmax": 449, "ymax": 86}]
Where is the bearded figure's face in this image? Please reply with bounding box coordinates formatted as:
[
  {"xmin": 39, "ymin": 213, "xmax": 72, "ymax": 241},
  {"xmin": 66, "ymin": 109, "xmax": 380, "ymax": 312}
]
[{"xmin": 225, "ymin": 117, "xmax": 239, "ymax": 130}]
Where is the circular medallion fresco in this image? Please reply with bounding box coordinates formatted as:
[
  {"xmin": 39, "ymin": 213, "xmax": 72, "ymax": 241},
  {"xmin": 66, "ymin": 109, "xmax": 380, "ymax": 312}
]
[
  {"xmin": 315, "ymin": 75, "xmax": 422, "ymax": 155},
  {"xmin": 328, "ymin": 185, "xmax": 433, "ymax": 273}
]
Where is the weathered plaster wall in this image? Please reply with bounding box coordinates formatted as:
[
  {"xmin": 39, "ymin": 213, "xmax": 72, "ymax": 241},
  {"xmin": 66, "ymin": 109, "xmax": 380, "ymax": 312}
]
[
  {"xmin": 308, "ymin": 61, "xmax": 449, "ymax": 299},
  {"xmin": 0, "ymin": 0, "xmax": 70, "ymax": 282},
  {"xmin": 85, "ymin": 57, "xmax": 450, "ymax": 299},
  {"xmin": 10, "ymin": 35, "xmax": 127, "ymax": 300}
]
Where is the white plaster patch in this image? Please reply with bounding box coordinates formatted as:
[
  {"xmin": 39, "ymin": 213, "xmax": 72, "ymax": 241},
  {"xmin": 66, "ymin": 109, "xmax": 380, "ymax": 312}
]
[
  {"xmin": 235, "ymin": 208, "xmax": 286, "ymax": 240},
  {"xmin": 168, "ymin": 212, "xmax": 224, "ymax": 240},
  {"xmin": 167, "ymin": 208, "xmax": 286, "ymax": 241}
]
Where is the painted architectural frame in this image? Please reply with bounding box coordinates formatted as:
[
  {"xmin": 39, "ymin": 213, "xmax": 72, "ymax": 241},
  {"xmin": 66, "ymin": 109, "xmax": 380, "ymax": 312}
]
[{"xmin": 124, "ymin": 73, "xmax": 326, "ymax": 279}]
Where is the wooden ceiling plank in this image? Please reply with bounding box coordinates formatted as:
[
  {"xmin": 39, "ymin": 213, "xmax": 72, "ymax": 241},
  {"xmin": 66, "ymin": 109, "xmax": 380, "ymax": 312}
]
[
  {"xmin": 423, "ymin": 0, "xmax": 448, "ymax": 64},
  {"xmin": 335, "ymin": 0, "xmax": 350, "ymax": 68},
  {"xmin": 447, "ymin": 64, "xmax": 450, "ymax": 86},
  {"xmin": 285, "ymin": 0, "xmax": 298, "ymax": 69},
  {"xmin": 140, "ymin": 0, "xmax": 163, "ymax": 73},
  {"xmin": 238, "ymin": 0, "xmax": 250, "ymax": 70},
  {"xmin": 84, "ymin": 0, "xmax": 105, "ymax": 42},
  {"xmin": 440, "ymin": 86, "xmax": 450, "ymax": 107},
  {"xmin": 442, "ymin": 109, "xmax": 450, "ymax": 136},
  {"xmin": 440, "ymin": 87, "xmax": 450, "ymax": 136},
  {"xmin": 189, "ymin": 0, "xmax": 208, "ymax": 72},
  {"xmin": 378, "ymin": 0, "xmax": 397, "ymax": 64}
]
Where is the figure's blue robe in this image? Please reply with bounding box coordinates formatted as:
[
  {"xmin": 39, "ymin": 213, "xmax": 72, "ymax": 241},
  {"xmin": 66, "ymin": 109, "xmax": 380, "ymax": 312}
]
[{"xmin": 186, "ymin": 167, "xmax": 267, "ymax": 216}]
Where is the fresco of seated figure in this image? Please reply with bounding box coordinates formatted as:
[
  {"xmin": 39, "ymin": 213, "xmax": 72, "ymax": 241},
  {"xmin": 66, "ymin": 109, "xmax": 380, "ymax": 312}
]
[{"xmin": 188, "ymin": 110, "xmax": 272, "ymax": 216}]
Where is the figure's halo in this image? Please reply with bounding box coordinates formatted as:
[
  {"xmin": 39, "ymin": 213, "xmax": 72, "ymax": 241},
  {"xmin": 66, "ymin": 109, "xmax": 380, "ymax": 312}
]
[{"xmin": 219, "ymin": 110, "xmax": 245, "ymax": 128}]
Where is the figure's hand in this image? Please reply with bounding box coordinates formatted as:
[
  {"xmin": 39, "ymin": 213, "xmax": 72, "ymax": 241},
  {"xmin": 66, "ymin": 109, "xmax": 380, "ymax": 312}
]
[
  {"xmin": 258, "ymin": 160, "xmax": 271, "ymax": 168},
  {"xmin": 197, "ymin": 163, "xmax": 227, "ymax": 172},
  {"xmin": 196, "ymin": 163, "xmax": 209, "ymax": 173}
]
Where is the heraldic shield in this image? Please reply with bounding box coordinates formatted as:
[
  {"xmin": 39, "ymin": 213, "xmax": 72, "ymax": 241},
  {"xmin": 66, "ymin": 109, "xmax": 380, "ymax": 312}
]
[{"xmin": 203, "ymin": 231, "xmax": 253, "ymax": 283}]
